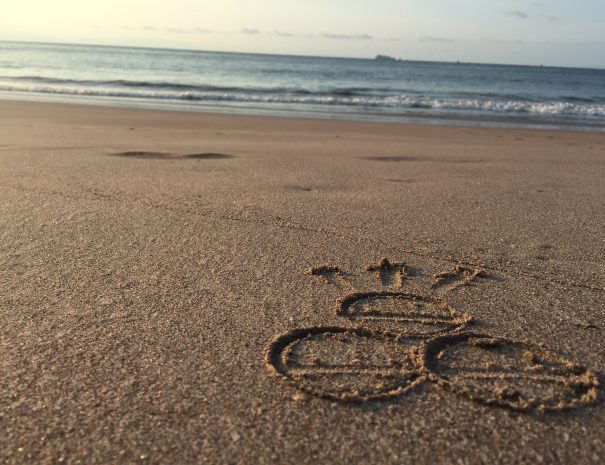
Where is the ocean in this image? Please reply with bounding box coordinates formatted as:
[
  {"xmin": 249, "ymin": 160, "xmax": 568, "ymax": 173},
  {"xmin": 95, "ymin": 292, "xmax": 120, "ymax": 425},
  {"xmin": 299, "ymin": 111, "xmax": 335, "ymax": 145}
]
[{"xmin": 1, "ymin": 41, "xmax": 604, "ymax": 130}]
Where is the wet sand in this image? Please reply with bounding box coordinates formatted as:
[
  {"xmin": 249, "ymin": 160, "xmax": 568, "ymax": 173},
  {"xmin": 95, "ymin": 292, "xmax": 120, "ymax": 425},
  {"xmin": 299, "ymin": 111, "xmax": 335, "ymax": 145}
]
[{"xmin": 0, "ymin": 100, "xmax": 604, "ymax": 464}]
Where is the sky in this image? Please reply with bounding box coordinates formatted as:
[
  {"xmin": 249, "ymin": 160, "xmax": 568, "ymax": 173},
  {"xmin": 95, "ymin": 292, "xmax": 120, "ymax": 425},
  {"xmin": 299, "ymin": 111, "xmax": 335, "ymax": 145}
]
[{"xmin": 2, "ymin": 0, "xmax": 604, "ymax": 68}]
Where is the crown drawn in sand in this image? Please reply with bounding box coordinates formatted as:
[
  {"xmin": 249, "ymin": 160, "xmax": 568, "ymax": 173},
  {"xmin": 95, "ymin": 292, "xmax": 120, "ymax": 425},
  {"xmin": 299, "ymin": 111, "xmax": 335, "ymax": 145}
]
[
  {"xmin": 305, "ymin": 258, "xmax": 483, "ymax": 336},
  {"xmin": 265, "ymin": 259, "xmax": 600, "ymax": 411}
]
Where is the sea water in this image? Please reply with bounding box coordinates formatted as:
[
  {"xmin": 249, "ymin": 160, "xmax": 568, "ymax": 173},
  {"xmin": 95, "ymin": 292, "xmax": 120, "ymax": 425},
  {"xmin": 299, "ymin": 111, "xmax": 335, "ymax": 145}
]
[{"xmin": 1, "ymin": 41, "xmax": 604, "ymax": 130}]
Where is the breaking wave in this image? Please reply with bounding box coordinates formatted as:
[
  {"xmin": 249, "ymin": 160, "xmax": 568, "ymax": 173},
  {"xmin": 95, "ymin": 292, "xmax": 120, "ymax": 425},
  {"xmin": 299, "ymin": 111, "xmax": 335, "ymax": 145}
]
[{"xmin": 1, "ymin": 77, "xmax": 604, "ymax": 119}]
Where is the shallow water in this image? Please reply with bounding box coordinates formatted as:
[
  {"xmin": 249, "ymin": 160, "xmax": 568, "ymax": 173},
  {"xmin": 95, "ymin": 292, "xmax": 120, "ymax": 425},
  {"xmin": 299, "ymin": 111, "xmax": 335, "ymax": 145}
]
[{"xmin": 1, "ymin": 41, "xmax": 604, "ymax": 130}]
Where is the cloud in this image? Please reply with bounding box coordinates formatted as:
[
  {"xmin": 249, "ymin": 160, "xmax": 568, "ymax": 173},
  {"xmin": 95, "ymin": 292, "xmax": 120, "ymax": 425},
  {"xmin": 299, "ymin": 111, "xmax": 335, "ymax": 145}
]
[
  {"xmin": 503, "ymin": 10, "xmax": 529, "ymax": 18},
  {"xmin": 241, "ymin": 28, "xmax": 260, "ymax": 35},
  {"xmin": 122, "ymin": 25, "xmax": 214, "ymax": 34},
  {"xmin": 503, "ymin": 9, "xmax": 558, "ymax": 21},
  {"xmin": 321, "ymin": 33, "xmax": 373, "ymax": 40},
  {"xmin": 166, "ymin": 27, "xmax": 189, "ymax": 34},
  {"xmin": 273, "ymin": 30, "xmax": 293, "ymax": 37},
  {"xmin": 419, "ymin": 36, "xmax": 454, "ymax": 43},
  {"xmin": 487, "ymin": 39, "xmax": 527, "ymax": 45}
]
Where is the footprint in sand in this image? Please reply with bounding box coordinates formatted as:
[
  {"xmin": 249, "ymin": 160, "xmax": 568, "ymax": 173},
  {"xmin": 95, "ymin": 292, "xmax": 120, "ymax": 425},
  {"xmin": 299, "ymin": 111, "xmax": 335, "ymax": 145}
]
[
  {"xmin": 111, "ymin": 151, "xmax": 234, "ymax": 160},
  {"xmin": 112, "ymin": 151, "xmax": 171, "ymax": 159},
  {"xmin": 362, "ymin": 156, "xmax": 483, "ymax": 164},
  {"xmin": 265, "ymin": 259, "xmax": 601, "ymax": 411},
  {"xmin": 183, "ymin": 152, "xmax": 234, "ymax": 159},
  {"xmin": 362, "ymin": 156, "xmax": 422, "ymax": 162}
]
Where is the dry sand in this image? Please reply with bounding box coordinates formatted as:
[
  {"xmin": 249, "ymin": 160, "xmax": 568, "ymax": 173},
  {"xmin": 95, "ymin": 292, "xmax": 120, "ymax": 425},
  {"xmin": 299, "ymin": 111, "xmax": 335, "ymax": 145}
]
[{"xmin": 0, "ymin": 100, "xmax": 604, "ymax": 464}]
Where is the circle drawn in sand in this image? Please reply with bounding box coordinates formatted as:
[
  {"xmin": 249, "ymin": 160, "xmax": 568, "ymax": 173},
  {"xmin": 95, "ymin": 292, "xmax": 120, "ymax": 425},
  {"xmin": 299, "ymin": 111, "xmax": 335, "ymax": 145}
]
[
  {"xmin": 266, "ymin": 327, "xmax": 424, "ymax": 402},
  {"xmin": 337, "ymin": 292, "xmax": 472, "ymax": 336},
  {"xmin": 423, "ymin": 333, "xmax": 600, "ymax": 412}
]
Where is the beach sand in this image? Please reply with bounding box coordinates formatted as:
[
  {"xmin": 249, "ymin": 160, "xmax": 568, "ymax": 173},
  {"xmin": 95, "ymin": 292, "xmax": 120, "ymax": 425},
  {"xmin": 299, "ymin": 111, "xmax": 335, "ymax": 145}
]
[{"xmin": 0, "ymin": 100, "xmax": 604, "ymax": 464}]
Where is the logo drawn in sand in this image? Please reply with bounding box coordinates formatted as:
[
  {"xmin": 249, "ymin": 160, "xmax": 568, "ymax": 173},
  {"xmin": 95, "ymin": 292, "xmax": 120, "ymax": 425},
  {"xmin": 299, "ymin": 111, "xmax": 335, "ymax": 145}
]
[{"xmin": 265, "ymin": 259, "xmax": 601, "ymax": 411}]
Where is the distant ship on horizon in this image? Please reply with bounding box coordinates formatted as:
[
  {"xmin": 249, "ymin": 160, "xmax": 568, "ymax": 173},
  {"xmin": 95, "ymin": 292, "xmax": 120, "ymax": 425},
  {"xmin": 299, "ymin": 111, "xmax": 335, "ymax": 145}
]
[{"xmin": 374, "ymin": 54, "xmax": 402, "ymax": 62}]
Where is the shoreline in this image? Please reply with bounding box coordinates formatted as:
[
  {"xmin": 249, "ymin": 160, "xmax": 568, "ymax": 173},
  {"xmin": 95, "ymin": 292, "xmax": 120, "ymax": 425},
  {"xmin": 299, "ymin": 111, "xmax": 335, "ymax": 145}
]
[
  {"xmin": 5, "ymin": 98, "xmax": 605, "ymax": 140},
  {"xmin": 2, "ymin": 92, "xmax": 604, "ymax": 134}
]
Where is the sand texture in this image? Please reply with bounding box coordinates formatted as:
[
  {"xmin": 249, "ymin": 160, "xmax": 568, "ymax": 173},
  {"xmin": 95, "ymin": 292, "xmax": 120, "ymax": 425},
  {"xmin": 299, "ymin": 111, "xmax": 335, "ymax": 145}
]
[{"xmin": 0, "ymin": 100, "xmax": 604, "ymax": 464}]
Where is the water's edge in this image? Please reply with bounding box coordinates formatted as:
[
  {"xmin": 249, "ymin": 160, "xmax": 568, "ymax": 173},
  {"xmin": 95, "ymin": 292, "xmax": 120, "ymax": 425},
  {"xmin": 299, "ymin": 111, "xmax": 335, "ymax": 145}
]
[{"xmin": 2, "ymin": 90, "xmax": 604, "ymax": 133}]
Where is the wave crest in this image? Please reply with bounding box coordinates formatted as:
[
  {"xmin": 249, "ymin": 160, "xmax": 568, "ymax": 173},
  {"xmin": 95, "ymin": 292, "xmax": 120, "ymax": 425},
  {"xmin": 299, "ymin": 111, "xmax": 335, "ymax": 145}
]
[{"xmin": 0, "ymin": 78, "xmax": 603, "ymax": 119}]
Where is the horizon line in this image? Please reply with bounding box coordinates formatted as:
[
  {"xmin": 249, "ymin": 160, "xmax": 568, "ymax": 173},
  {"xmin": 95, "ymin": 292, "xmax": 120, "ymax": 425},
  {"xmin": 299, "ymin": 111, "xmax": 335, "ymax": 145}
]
[{"xmin": 1, "ymin": 38, "xmax": 603, "ymax": 72}]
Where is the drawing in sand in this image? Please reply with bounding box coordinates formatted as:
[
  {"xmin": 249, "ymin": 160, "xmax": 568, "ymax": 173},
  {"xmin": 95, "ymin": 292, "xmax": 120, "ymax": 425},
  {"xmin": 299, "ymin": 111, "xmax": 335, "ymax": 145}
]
[{"xmin": 266, "ymin": 259, "xmax": 600, "ymax": 411}]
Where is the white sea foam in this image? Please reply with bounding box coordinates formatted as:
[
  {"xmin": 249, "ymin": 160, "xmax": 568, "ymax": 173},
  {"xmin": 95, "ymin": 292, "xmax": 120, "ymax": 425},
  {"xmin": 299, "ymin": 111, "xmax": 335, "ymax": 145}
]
[{"xmin": 1, "ymin": 82, "xmax": 603, "ymax": 119}]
